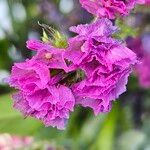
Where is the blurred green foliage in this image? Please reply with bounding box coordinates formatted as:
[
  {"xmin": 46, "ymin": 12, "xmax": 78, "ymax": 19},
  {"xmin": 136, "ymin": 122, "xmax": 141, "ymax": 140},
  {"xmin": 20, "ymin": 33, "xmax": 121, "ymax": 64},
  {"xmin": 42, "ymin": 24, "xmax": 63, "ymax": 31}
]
[
  {"xmin": 114, "ymin": 18, "xmax": 138, "ymax": 40},
  {"xmin": 0, "ymin": 0, "xmax": 150, "ymax": 150}
]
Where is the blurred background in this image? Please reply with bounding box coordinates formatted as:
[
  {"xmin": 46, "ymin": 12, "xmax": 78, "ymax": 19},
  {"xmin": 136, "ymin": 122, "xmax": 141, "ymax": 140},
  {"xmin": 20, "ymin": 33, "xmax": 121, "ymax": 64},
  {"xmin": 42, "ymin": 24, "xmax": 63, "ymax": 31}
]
[{"xmin": 0, "ymin": 0, "xmax": 150, "ymax": 149}]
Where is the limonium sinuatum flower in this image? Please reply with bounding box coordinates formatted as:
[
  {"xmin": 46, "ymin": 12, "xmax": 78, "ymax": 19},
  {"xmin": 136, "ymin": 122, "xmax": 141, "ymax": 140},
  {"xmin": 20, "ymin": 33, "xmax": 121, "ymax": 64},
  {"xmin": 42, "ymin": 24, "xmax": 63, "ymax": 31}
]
[
  {"xmin": 8, "ymin": 35, "xmax": 75, "ymax": 129},
  {"xmin": 79, "ymin": 0, "xmax": 145, "ymax": 19},
  {"xmin": 65, "ymin": 18, "xmax": 137, "ymax": 115},
  {"xmin": 127, "ymin": 36, "xmax": 150, "ymax": 88},
  {"xmin": 8, "ymin": 18, "xmax": 138, "ymax": 129}
]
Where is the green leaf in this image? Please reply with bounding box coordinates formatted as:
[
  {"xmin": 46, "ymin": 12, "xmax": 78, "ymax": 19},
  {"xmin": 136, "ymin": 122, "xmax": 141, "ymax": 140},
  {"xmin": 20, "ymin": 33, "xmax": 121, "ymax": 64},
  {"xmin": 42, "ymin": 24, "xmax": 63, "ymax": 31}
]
[
  {"xmin": 0, "ymin": 94, "xmax": 42, "ymax": 135},
  {"xmin": 66, "ymin": 106, "xmax": 91, "ymax": 139},
  {"xmin": 91, "ymin": 102, "xmax": 120, "ymax": 150},
  {"xmin": 79, "ymin": 114, "xmax": 106, "ymax": 147}
]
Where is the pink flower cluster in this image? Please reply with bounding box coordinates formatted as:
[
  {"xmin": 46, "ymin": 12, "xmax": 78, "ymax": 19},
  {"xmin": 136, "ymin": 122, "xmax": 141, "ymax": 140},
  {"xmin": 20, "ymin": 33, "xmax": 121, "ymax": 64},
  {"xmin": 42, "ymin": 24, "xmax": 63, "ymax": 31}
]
[
  {"xmin": 9, "ymin": 43, "xmax": 75, "ymax": 130},
  {"xmin": 8, "ymin": 18, "xmax": 137, "ymax": 129},
  {"xmin": 0, "ymin": 134, "xmax": 33, "ymax": 150},
  {"xmin": 8, "ymin": 0, "xmax": 142, "ymax": 130},
  {"xmin": 65, "ymin": 19, "xmax": 137, "ymax": 114},
  {"xmin": 79, "ymin": 0, "xmax": 145, "ymax": 19}
]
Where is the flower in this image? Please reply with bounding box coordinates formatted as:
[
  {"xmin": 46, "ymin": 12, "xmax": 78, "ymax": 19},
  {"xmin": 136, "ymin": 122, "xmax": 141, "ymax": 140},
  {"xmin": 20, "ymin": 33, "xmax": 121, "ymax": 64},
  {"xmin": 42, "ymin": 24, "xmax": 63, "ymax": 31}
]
[
  {"xmin": 26, "ymin": 40, "xmax": 70, "ymax": 72},
  {"xmin": 8, "ymin": 59, "xmax": 50, "ymax": 94},
  {"xmin": 13, "ymin": 85, "xmax": 75, "ymax": 130},
  {"xmin": 127, "ymin": 35, "xmax": 150, "ymax": 88},
  {"xmin": 79, "ymin": 0, "xmax": 145, "ymax": 19},
  {"xmin": 8, "ymin": 17, "xmax": 138, "ymax": 129},
  {"xmin": 8, "ymin": 40, "xmax": 75, "ymax": 129},
  {"xmin": 135, "ymin": 55, "xmax": 150, "ymax": 88},
  {"xmin": 0, "ymin": 134, "xmax": 33, "ymax": 150},
  {"xmin": 65, "ymin": 18, "xmax": 137, "ymax": 115},
  {"xmin": 145, "ymin": 0, "xmax": 150, "ymax": 4}
]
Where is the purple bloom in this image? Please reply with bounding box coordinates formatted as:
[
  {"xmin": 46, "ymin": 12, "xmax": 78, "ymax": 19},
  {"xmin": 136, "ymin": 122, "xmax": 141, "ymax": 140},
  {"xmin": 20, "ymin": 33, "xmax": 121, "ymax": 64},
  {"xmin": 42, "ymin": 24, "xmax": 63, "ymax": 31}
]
[
  {"xmin": 13, "ymin": 85, "xmax": 75, "ymax": 130},
  {"xmin": 8, "ymin": 59, "xmax": 50, "ymax": 94},
  {"xmin": 65, "ymin": 18, "xmax": 137, "ymax": 115},
  {"xmin": 26, "ymin": 40, "xmax": 71, "ymax": 72},
  {"xmin": 8, "ymin": 40, "xmax": 75, "ymax": 129},
  {"xmin": 126, "ymin": 37, "xmax": 144, "ymax": 59},
  {"xmin": 8, "ymin": 17, "xmax": 138, "ymax": 129},
  {"xmin": 135, "ymin": 55, "xmax": 150, "ymax": 88},
  {"xmin": 79, "ymin": 0, "xmax": 145, "ymax": 19},
  {"xmin": 145, "ymin": 0, "xmax": 150, "ymax": 4},
  {"xmin": 127, "ymin": 35, "xmax": 150, "ymax": 88}
]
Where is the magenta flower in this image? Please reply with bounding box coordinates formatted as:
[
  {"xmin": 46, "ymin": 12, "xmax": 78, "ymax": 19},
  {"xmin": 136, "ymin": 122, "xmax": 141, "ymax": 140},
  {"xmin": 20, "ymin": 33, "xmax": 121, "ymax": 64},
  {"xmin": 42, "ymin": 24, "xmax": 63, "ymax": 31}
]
[
  {"xmin": 13, "ymin": 85, "xmax": 75, "ymax": 130},
  {"xmin": 8, "ymin": 40, "xmax": 75, "ymax": 129},
  {"xmin": 65, "ymin": 18, "xmax": 137, "ymax": 115},
  {"xmin": 127, "ymin": 36, "xmax": 150, "ymax": 88},
  {"xmin": 135, "ymin": 55, "xmax": 150, "ymax": 88},
  {"xmin": 8, "ymin": 18, "xmax": 138, "ymax": 129},
  {"xmin": 79, "ymin": 0, "xmax": 145, "ymax": 19},
  {"xmin": 145, "ymin": 0, "xmax": 150, "ymax": 4},
  {"xmin": 8, "ymin": 59, "xmax": 50, "ymax": 94},
  {"xmin": 26, "ymin": 40, "xmax": 70, "ymax": 72}
]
